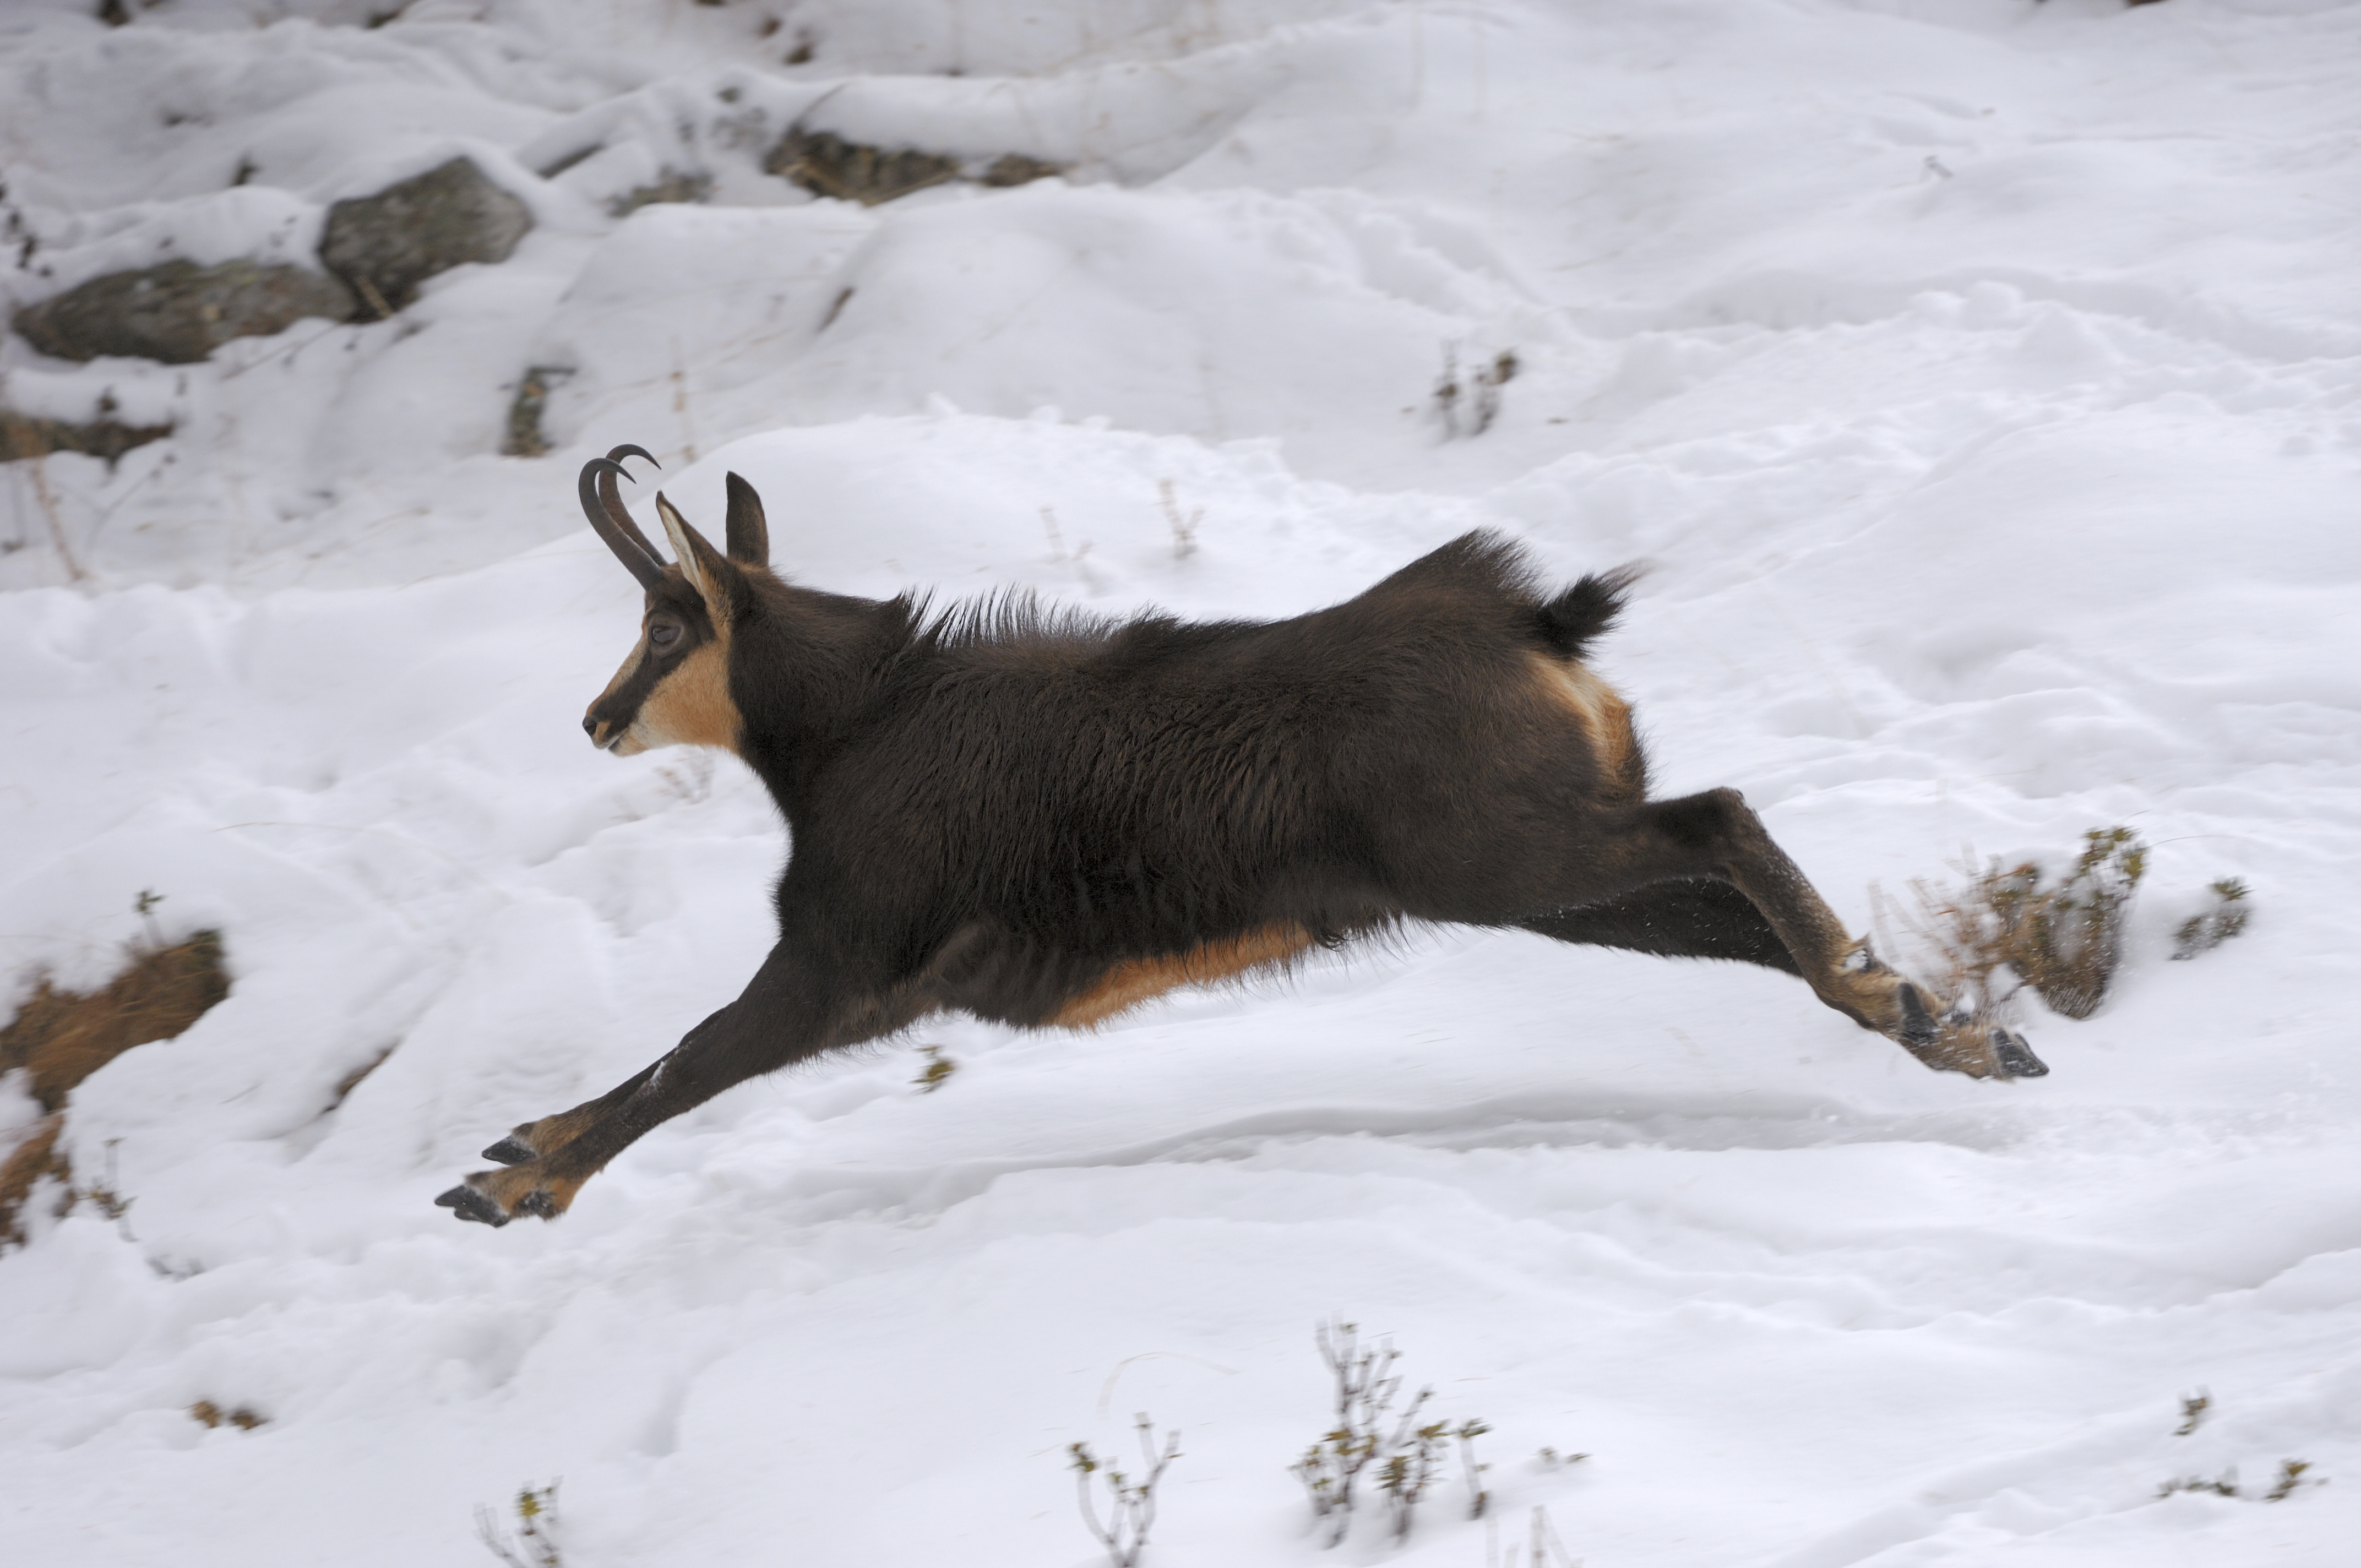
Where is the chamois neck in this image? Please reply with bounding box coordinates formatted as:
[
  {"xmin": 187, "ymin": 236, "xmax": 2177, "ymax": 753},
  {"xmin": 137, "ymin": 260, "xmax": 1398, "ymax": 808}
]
[{"xmin": 730, "ymin": 576, "xmax": 913, "ymax": 810}]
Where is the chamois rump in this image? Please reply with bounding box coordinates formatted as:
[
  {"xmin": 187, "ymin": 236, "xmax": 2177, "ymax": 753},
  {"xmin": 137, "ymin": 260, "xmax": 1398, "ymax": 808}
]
[{"xmin": 435, "ymin": 448, "xmax": 2044, "ymax": 1227}]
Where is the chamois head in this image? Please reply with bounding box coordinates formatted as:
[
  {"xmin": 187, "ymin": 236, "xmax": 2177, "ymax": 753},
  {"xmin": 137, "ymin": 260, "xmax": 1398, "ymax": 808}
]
[{"xmin": 577, "ymin": 447, "xmax": 770, "ymax": 756}]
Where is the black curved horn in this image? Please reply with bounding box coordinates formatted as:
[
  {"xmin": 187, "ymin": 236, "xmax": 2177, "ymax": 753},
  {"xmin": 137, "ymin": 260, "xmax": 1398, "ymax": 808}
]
[
  {"xmin": 578, "ymin": 455, "xmax": 666, "ymax": 592},
  {"xmin": 598, "ymin": 445, "xmax": 665, "ymax": 563}
]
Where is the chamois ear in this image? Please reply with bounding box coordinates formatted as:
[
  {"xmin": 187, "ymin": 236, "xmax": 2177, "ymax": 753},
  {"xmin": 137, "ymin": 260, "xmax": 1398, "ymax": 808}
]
[
  {"xmin": 652, "ymin": 491, "xmax": 735, "ymax": 617},
  {"xmin": 723, "ymin": 472, "xmax": 769, "ymax": 566}
]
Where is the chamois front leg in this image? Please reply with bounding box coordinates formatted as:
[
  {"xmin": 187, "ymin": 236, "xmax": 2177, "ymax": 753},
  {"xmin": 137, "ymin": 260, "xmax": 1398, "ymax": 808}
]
[{"xmin": 436, "ymin": 934, "xmax": 927, "ymax": 1227}]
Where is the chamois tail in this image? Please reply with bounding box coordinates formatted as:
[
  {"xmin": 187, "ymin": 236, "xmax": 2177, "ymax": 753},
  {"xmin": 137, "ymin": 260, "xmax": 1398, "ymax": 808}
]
[{"xmin": 1537, "ymin": 563, "xmax": 1645, "ymax": 660}]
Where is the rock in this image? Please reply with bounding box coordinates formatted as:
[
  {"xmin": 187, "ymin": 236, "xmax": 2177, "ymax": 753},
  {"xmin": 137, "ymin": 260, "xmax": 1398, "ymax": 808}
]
[
  {"xmin": 10, "ymin": 259, "xmax": 357, "ymax": 365},
  {"xmin": 319, "ymin": 156, "xmax": 534, "ymax": 315},
  {"xmin": 0, "ymin": 411, "xmax": 172, "ymax": 466}
]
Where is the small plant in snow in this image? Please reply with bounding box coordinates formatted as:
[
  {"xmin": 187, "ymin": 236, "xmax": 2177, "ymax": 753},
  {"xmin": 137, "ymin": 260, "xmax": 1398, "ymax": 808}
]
[
  {"xmin": 2156, "ymin": 1458, "xmax": 2319, "ymax": 1503},
  {"xmin": 1456, "ymin": 1417, "xmax": 1494, "ymax": 1520},
  {"xmin": 2174, "ymin": 1390, "xmax": 2209, "ymax": 1436},
  {"xmin": 1068, "ymin": 1413, "xmax": 1181, "ymax": 1568},
  {"xmin": 2172, "ymin": 878, "xmax": 2251, "ymax": 961},
  {"xmin": 1433, "ymin": 348, "xmax": 1520, "ymax": 439},
  {"xmin": 2264, "ymin": 1458, "xmax": 2316, "ymax": 1501},
  {"xmin": 1489, "ymin": 1504, "xmax": 1579, "ymax": 1567},
  {"xmin": 477, "ymin": 1482, "xmax": 562, "ymax": 1568},
  {"xmin": 1157, "ymin": 478, "xmax": 1201, "ymax": 560},
  {"xmin": 1292, "ymin": 1320, "xmax": 1492, "ymax": 1545},
  {"xmin": 1881, "ymin": 825, "xmax": 2148, "ymax": 1025},
  {"xmin": 911, "ymin": 1044, "xmax": 958, "ymax": 1092},
  {"xmin": 2157, "ymin": 1467, "xmax": 2240, "ymax": 1500},
  {"xmin": 188, "ymin": 1400, "xmax": 266, "ymax": 1430}
]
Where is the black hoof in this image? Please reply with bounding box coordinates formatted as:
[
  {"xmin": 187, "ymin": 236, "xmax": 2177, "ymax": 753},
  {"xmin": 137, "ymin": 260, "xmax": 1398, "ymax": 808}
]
[
  {"xmin": 1896, "ymin": 983, "xmax": 1940, "ymax": 1049},
  {"xmin": 435, "ymin": 1184, "xmax": 509, "ymax": 1227},
  {"xmin": 1994, "ymin": 1029, "xmax": 2049, "ymax": 1079},
  {"xmin": 481, "ymin": 1135, "xmax": 536, "ymax": 1165}
]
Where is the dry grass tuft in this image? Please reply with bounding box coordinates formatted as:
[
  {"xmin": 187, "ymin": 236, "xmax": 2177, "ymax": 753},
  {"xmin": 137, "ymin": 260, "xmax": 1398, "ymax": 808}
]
[
  {"xmin": 190, "ymin": 1400, "xmax": 268, "ymax": 1431},
  {"xmin": 1882, "ymin": 826, "xmax": 2146, "ymax": 1026},
  {"xmin": 0, "ymin": 1114, "xmax": 67, "ymax": 1248},
  {"xmin": 2, "ymin": 929, "xmax": 230, "ymax": 1111},
  {"xmin": 0, "ymin": 919, "xmax": 230, "ymax": 1244}
]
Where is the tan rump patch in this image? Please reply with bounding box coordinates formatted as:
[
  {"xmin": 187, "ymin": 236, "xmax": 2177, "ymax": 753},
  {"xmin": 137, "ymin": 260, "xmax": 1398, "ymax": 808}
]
[
  {"xmin": 1050, "ymin": 923, "xmax": 1316, "ymax": 1030},
  {"xmin": 1528, "ymin": 652, "xmax": 1640, "ymax": 799}
]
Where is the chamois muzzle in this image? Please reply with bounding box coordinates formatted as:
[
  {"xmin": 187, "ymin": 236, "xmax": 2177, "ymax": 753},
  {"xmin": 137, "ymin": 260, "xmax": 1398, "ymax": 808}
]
[{"xmin": 579, "ymin": 445, "xmax": 667, "ymax": 591}]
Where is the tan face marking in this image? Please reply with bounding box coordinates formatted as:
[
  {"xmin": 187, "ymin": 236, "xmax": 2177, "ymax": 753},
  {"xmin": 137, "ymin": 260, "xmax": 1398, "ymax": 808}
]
[
  {"xmin": 628, "ymin": 639, "xmax": 740, "ymax": 753},
  {"xmin": 586, "ymin": 607, "xmax": 741, "ymax": 757},
  {"xmin": 1049, "ymin": 923, "xmax": 1316, "ymax": 1030},
  {"xmin": 1528, "ymin": 652, "xmax": 1641, "ymax": 801}
]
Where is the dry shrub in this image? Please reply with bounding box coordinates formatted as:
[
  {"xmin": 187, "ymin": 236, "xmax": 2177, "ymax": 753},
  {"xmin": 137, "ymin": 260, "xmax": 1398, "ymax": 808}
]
[
  {"xmin": 2173, "ymin": 878, "xmax": 2251, "ymax": 961},
  {"xmin": 0, "ymin": 922, "xmax": 230, "ymax": 1244},
  {"xmin": 1883, "ymin": 827, "xmax": 2146, "ymax": 1026},
  {"xmin": 1292, "ymin": 1320, "xmax": 1491, "ymax": 1547},
  {"xmin": 1069, "ymin": 1414, "xmax": 1182, "ymax": 1568}
]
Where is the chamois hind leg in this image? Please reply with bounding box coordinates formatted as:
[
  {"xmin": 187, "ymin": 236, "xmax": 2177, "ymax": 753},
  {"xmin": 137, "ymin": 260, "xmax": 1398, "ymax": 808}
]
[
  {"xmin": 436, "ymin": 933, "xmax": 930, "ymax": 1226},
  {"xmin": 1518, "ymin": 877, "xmax": 1802, "ymax": 974},
  {"xmin": 1522, "ymin": 790, "xmax": 2042, "ymax": 1079}
]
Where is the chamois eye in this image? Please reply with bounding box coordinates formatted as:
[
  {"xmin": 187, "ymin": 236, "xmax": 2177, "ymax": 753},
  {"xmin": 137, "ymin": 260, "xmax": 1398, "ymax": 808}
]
[{"xmin": 649, "ymin": 619, "xmax": 683, "ymax": 650}]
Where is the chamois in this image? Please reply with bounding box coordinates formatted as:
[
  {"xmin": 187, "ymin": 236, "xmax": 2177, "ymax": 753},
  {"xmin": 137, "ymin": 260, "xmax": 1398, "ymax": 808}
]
[{"xmin": 435, "ymin": 448, "xmax": 2044, "ymax": 1227}]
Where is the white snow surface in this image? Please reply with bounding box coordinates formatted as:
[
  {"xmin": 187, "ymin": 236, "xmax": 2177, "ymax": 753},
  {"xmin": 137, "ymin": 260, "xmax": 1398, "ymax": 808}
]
[{"xmin": 3, "ymin": 1, "xmax": 2359, "ymax": 1564}]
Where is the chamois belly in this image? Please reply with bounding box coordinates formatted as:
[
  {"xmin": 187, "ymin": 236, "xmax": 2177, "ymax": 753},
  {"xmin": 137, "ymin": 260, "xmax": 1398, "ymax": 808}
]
[{"xmin": 1047, "ymin": 922, "xmax": 1317, "ymax": 1029}]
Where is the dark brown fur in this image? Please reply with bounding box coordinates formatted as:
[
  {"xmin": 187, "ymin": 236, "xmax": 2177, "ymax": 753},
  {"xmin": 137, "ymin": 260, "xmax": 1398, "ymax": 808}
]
[{"xmin": 438, "ymin": 464, "xmax": 2039, "ymax": 1227}]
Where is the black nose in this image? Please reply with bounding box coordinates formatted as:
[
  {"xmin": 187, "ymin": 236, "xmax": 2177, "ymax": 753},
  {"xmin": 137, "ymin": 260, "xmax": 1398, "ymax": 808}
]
[{"xmin": 582, "ymin": 715, "xmax": 599, "ymax": 738}]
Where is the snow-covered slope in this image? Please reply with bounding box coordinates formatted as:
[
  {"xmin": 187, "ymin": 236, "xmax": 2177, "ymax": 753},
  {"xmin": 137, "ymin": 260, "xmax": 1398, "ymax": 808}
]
[{"xmin": 3, "ymin": 1, "xmax": 2358, "ymax": 1564}]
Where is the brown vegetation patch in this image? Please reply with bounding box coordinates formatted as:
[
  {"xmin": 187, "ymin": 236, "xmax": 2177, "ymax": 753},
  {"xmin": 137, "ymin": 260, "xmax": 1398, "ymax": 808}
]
[
  {"xmin": 3, "ymin": 930, "xmax": 230, "ymax": 1110},
  {"xmin": 607, "ymin": 169, "xmax": 712, "ymax": 218},
  {"xmin": 1, "ymin": 410, "xmax": 172, "ymax": 467},
  {"xmin": 0, "ymin": 1114, "xmax": 66, "ymax": 1248},
  {"xmin": 1885, "ymin": 827, "xmax": 2147, "ymax": 1025},
  {"xmin": 190, "ymin": 1400, "xmax": 268, "ymax": 1431},
  {"xmin": 765, "ymin": 129, "xmax": 1067, "ymax": 206},
  {"xmin": 0, "ymin": 930, "xmax": 230, "ymax": 1244},
  {"xmin": 501, "ymin": 364, "xmax": 573, "ymax": 459}
]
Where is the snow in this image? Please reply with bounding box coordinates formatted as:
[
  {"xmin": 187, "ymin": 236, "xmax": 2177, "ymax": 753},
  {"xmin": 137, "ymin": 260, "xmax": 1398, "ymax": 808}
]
[{"xmin": 2, "ymin": 0, "xmax": 2358, "ymax": 1564}]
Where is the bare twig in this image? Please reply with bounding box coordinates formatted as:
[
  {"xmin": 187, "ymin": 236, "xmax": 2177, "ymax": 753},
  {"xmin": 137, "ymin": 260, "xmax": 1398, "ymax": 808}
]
[{"xmin": 1069, "ymin": 1414, "xmax": 1181, "ymax": 1568}]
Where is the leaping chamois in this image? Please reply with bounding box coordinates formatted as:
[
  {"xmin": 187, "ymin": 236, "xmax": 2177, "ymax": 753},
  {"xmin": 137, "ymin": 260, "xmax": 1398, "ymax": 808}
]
[{"xmin": 436, "ymin": 448, "xmax": 2044, "ymax": 1226}]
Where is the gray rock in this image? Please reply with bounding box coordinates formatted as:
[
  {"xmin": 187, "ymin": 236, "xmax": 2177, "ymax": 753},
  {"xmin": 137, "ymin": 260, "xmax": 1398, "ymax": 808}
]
[
  {"xmin": 11, "ymin": 259, "xmax": 357, "ymax": 365},
  {"xmin": 320, "ymin": 156, "xmax": 533, "ymax": 315}
]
